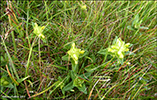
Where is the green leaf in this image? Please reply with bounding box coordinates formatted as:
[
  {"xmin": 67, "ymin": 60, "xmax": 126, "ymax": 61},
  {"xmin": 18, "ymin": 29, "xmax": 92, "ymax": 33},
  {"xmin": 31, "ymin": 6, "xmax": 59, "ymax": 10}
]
[
  {"xmin": 1, "ymin": 56, "xmax": 4, "ymax": 62},
  {"xmin": 79, "ymin": 72, "xmax": 92, "ymax": 79},
  {"xmin": 98, "ymin": 49, "xmax": 107, "ymax": 55},
  {"xmin": 0, "ymin": 77, "xmax": 5, "ymax": 84},
  {"xmin": 3, "ymin": 83, "xmax": 14, "ymax": 88},
  {"xmin": 63, "ymin": 43, "xmax": 71, "ymax": 50},
  {"xmin": 90, "ymin": 53, "xmax": 96, "ymax": 63},
  {"xmin": 41, "ymin": 38, "xmax": 47, "ymax": 43},
  {"xmin": 62, "ymin": 81, "xmax": 74, "ymax": 92},
  {"xmin": 85, "ymin": 64, "xmax": 96, "ymax": 73},
  {"xmin": 70, "ymin": 70, "xmax": 77, "ymax": 81},
  {"xmin": 118, "ymin": 58, "xmax": 124, "ymax": 65},
  {"xmin": 77, "ymin": 83, "xmax": 87, "ymax": 94},
  {"xmin": 79, "ymin": 72, "xmax": 93, "ymax": 81},
  {"xmin": 132, "ymin": 14, "xmax": 139, "ymax": 27},
  {"xmin": 58, "ymin": 77, "xmax": 64, "ymax": 88},
  {"xmin": 126, "ymin": 51, "xmax": 136, "ymax": 56},
  {"xmin": 52, "ymin": 65, "xmax": 67, "ymax": 70},
  {"xmin": 64, "ymin": 74, "xmax": 71, "ymax": 84},
  {"xmin": 112, "ymin": 36, "xmax": 118, "ymax": 44},
  {"xmin": 73, "ymin": 77, "xmax": 84, "ymax": 88},
  {"xmin": 0, "ymin": 76, "xmax": 14, "ymax": 88},
  {"xmin": 127, "ymin": 26, "xmax": 135, "ymax": 31},
  {"xmin": 62, "ymin": 54, "xmax": 69, "ymax": 61}
]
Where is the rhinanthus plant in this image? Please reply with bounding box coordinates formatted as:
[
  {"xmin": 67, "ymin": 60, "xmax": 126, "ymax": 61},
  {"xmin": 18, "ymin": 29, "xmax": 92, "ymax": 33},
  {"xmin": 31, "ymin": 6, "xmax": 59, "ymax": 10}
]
[
  {"xmin": 127, "ymin": 14, "xmax": 148, "ymax": 31},
  {"xmin": 67, "ymin": 43, "xmax": 85, "ymax": 65},
  {"xmin": 107, "ymin": 37, "xmax": 130, "ymax": 59},
  {"xmin": 80, "ymin": 1, "xmax": 87, "ymax": 10},
  {"xmin": 33, "ymin": 23, "xmax": 46, "ymax": 41},
  {"xmin": 61, "ymin": 43, "xmax": 89, "ymax": 94},
  {"xmin": 98, "ymin": 36, "xmax": 132, "ymax": 64},
  {"xmin": 81, "ymin": 5, "xmax": 87, "ymax": 10}
]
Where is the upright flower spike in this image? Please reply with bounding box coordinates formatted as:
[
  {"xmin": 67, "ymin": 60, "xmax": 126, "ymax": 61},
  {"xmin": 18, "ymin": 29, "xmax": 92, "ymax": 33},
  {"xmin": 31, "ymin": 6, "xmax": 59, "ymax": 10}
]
[
  {"xmin": 67, "ymin": 43, "xmax": 85, "ymax": 64},
  {"xmin": 107, "ymin": 37, "xmax": 130, "ymax": 59},
  {"xmin": 33, "ymin": 23, "xmax": 45, "ymax": 39}
]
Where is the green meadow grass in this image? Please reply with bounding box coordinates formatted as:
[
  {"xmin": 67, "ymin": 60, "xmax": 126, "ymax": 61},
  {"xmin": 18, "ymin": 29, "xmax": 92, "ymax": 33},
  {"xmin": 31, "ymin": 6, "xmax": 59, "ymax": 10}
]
[{"xmin": 1, "ymin": 1, "xmax": 156, "ymax": 99}]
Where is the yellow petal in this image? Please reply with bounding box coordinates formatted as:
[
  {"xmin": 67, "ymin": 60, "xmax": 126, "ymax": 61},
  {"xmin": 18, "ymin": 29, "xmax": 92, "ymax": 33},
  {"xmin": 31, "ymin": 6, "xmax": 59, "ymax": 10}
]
[
  {"xmin": 81, "ymin": 5, "xmax": 87, "ymax": 10},
  {"xmin": 72, "ymin": 43, "xmax": 75, "ymax": 48},
  {"xmin": 41, "ymin": 34, "xmax": 45, "ymax": 38},
  {"xmin": 111, "ymin": 46, "xmax": 117, "ymax": 49},
  {"xmin": 80, "ymin": 50, "xmax": 85, "ymax": 54},
  {"xmin": 41, "ymin": 26, "xmax": 45, "ymax": 30},
  {"xmin": 108, "ymin": 48, "xmax": 112, "ymax": 52},
  {"xmin": 125, "ymin": 43, "xmax": 130, "ymax": 47},
  {"xmin": 125, "ymin": 48, "xmax": 129, "ymax": 52}
]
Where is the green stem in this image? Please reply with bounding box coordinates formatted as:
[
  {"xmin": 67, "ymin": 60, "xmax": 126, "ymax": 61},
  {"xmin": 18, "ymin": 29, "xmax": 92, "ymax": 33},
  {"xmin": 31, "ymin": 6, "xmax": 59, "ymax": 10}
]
[
  {"xmin": 102, "ymin": 51, "xmax": 109, "ymax": 63},
  {"xmin": 25, "ymin": 37, "xmax": 37, "ymax": 77},
  {"xmin": 38, "ymin": 38, "xmax": 42, "ymax": 81},
  {"xmin": 71, "ymin": 60, "xmax": 78, "ymax": 73}
]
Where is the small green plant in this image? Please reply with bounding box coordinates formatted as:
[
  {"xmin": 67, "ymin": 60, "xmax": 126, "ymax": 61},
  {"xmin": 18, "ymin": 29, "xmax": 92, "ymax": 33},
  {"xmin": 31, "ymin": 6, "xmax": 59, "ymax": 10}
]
[
  {"xmin": 25, "ymin": 23, "xmax": 46, "ymax": 77},
  {"xmin": 98, "ymin": 36, "xmax": 132, "ymax": 65},
  {"xmin": 61, "ymin": 37, "xmax": 133, "ymax": 95},
  {"xmin": 0, "ymin": 76, "xmax": 13, "ymax": 88},
  {"xmin": 61, "ymin": 43, "xmax": 91, "ymax": 94},
  {"xmin": 67, "ymin": 43, "xmax": 85, "ymax": 65},
  {"xmin": 67, "ymin": 43, "xmax": 85, "ymax": 72},
  {"xmin": 80, "ymin": 1, "xmax": 87, "ymax": 11},
  {"xmin": 33, "ymin": 23, "xmax": 46, "ymax": 42},
  {"xmin": 127, "ymin": 14, "xmax": 148, "ymax": 31}
]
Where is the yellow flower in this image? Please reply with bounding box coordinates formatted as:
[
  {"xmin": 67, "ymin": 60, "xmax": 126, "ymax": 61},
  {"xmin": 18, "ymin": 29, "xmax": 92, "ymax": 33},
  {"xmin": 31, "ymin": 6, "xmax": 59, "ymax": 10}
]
[
  {"xmin": 67, "ymin": 43, "xmax": 85, "ymax": 64},
  {"xmin": 125, "ymin": 43, "xmax": 130, "ymax": 47},
  {"xmin": 80, "ymin": 50, "xmax": 85, "ymax": 54},
  {"xmin": 108, "ymin": 48, "xmax": 114, "ymax": 53},
  {"xmin": 33, "ymin": 23, "xmax": 45, "ymax": 39},
  {"xmin": 81, "ymin": 5, "xmax": 87, "ymax": 10},
  {"xmin": 107, "ymin": 37, "xmax": 130, "ymax": 59}
]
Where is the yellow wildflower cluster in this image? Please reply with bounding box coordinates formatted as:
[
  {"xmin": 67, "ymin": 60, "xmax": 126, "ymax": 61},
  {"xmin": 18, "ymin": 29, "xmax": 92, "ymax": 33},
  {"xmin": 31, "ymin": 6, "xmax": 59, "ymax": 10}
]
[
  {"xmin": 107, "ymin": 37, "xmax": 130, "ymax": 59},
  {"xmin": 33, "ymin": 23, "xmax": 45, "ymax": 39},
  {"xmin": 67, "ymin": 43, "xmax": 85, "ymax": 64}
]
